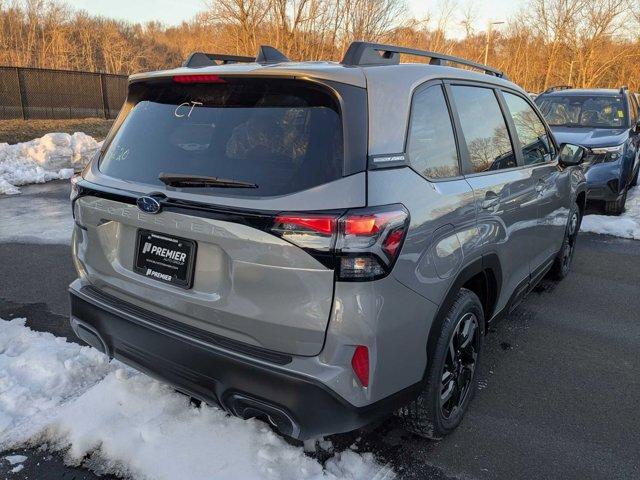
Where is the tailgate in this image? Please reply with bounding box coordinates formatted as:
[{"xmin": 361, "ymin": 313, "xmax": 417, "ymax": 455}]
[{"xmin": 74, "ymin": 195, "xmax": 338, "ymax": 356}]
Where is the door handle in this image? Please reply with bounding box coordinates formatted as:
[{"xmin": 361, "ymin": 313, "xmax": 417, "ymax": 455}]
[{"xmin": 482, "ymin": 191, "xmax": 500, "ymax": 210}]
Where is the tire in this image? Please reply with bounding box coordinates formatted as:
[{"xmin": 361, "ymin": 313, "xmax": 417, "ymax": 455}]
[
  {"xmin": 398, "ymin": 288, "xmax": 484, "ymax": 439},
  {"xmin": 604, "ymin": 189, "xmax": 627, "ymax": 215},
  {"xmin": 550, "ymin": 202, "xmax": 581, "ymax": 280}
]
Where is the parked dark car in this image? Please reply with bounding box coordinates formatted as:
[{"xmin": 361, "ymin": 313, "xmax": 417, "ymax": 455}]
[{"xmin": 536, "ymin": 86, "xmax": 640, "ymax": 214}]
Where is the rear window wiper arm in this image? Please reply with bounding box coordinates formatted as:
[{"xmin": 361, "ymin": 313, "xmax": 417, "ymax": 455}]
[{"xmin": 158, "ymin": 173, "xmax": 258, "ymax": 189}]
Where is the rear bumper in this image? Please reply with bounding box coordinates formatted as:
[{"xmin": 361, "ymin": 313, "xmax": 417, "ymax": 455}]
[{"xmin": 69, "ymin": 282, "xmax": 420, "ymax": 440}]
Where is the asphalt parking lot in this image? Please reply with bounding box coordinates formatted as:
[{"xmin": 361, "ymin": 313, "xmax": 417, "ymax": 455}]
[{"xmin": 1, "ymin": 182, "xmax": 639, "ymax": 480}]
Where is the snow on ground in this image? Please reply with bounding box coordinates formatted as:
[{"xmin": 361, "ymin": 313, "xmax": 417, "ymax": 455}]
[
  {"xmin": 0, "ymin": 318, "xmax": 393, "ymax": 480},
  {"xmin": 3, "ymin": 454, "xmax": 27, "ymax": 465},
  {"xmin": 581, "ymin": 186, "xmax": 640, "ymax": 240},
  {"xmin": 3, "ymin": 454, "xmax": 28, "ymax": 473},
  {"xmin": 0, "ymin": 181, "xmax": 73, "ymax": 244},
  {"xmin": 0, "ymin": 132, "xmax": 100, "ymax": 195}
]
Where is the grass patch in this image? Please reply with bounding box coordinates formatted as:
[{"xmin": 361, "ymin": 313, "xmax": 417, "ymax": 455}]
[{"xmin": 0, "ymin": 118, "xmax": 114, "ymax": 144}]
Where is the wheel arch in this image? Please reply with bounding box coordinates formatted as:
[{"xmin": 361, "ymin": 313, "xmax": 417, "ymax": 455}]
[
  {"xmin": 576, "ymin": 189, "xmax": 587, "ymax": 217},
  {"xmin": 425, "ymin": 254, "xmax": 502, "ymax": 367}
]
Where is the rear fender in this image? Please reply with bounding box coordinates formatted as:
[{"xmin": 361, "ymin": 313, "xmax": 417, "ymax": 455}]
[{"xmin": 425, "ymin": 254, "xmax": 502, "ymax": 367}]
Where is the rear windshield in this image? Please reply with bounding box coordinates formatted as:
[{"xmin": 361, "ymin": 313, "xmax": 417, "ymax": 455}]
[
  {"xmin": 535, "ymin": 94, "xmax": 627, "ymax": 128},
  {"xmin": 99, "ymin": 78, "xmax": 344, "ymax": 197}
]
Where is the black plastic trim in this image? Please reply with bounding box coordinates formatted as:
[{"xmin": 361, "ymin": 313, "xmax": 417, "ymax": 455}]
[
  {"xmin": 183, "ymin": 52, "xmax": 255, "ymax": 68},
  {"xmin": 69, "ymin": 285, "xmax": 422, "ymax": 439},
  {"xmin": 340, "ymin": 41, "xmax": 508, "ymax": 79}
]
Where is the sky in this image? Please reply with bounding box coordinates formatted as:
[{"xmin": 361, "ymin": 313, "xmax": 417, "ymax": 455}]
[{"xmin": 66, "ymin": 0, "xmax": 522, "ymax": 35}]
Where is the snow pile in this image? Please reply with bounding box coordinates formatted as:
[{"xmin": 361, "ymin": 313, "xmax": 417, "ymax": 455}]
[
  {"xmin": 0, "ymin": 132, "xmax": 101, "ymax": 195},
  {"xmin": 582, "ymin": 186, "xmax": 640, "ymax": 240},
  {"xmin": 0, "ymin": 318, "xmax": 112, "ymax": 442},
  {"xmin": 3, "ymin": 455, "xmax": 27, "ymax": 465},
  {"xmin": 3, "ymin": 454, "xmax": 28, "ymax": 473},
  {"xmin": 0, "ymin": 318, "xmax": 392, "ymax": 480}
]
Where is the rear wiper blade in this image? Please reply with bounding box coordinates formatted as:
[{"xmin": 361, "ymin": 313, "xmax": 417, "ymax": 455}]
[{"xmin": 158, "ymin": 173, "xmax": 258, "ymax": 189}]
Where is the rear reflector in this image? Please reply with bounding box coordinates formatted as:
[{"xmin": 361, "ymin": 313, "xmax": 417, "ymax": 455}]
[
  {"xmin": 173, "ymin": 74, "xmax": 226, "ymax": 84},
  {"xmin": 351, "ymin": 345, "xmax": 370, "ymax": 387}
]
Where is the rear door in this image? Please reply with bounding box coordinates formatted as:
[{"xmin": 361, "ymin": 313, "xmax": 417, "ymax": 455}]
[
  {"xmin": 75, "ymin": 76, "xmax": 367, "ymax": 356},
  {"xmin": 447, "ymin": 83, "xmax": 541, "ymax": 312}
]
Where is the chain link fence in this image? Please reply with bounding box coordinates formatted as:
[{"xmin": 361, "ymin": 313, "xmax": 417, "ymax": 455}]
[{"xmin": 0, "ymin": 66, "xmax": 127, "ymax": 120}]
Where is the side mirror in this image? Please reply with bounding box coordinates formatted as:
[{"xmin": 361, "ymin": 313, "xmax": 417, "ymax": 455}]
[{"xmin": 558, "ymin": 143, "xmax": 586, "ymax": 167}]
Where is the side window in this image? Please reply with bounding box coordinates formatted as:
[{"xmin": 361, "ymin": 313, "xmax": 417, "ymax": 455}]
[
  {"xmin": 406, "ymin": 85, "xmax": 460, "ymax": 179},
  {"xmin": 450, "ymin": 85, "xmax": 517, "ymax": 173},
  {"xmin": 503, "ymin": 92, "xmax": 554, "ymax": 166}
]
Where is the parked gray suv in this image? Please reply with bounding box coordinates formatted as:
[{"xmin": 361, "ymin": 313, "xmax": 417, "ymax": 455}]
[{"xmin": 69, "ymin": 42, "xmax": 587, "ymax": 440}]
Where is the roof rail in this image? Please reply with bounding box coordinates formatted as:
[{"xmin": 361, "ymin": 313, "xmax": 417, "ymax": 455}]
[
  {"xmin": 340, "ymin": 41, "xmax": 508, "ymax": 79},
  {"xmin": 256, "ymin": 45, "xmax": 290, "ymax": 64},
  {"xmin": 182, "ymin": 45, "xmax": 290, "ymax": 68},
  {"xmin": 542, "ymin": 85, "xmax": 573, "ymax": 94},
  {"xmin": 183, "ymin": 52, "xmax": 255, "ymax": 68}
]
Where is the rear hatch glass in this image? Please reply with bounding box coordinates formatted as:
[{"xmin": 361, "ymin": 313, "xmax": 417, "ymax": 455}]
[{"xmin": 99, "ymin": 78, "xmax": 344, "ymax": 197}]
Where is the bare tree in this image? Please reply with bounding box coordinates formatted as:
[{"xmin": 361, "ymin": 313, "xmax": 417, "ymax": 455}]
[
  {"xmin": 203, "ymin": 0, "xmax": 270, "ymax": 54},
  {"xmin": 525, "ymin": 0, "xmax": 586, "ymax": 90},
  {"xmin": 1, "ymin": 0, "xmax": 639, "ymax": 91}
]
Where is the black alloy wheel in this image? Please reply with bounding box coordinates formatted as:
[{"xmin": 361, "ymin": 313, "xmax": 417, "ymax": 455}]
[
  {"xmin": 440, "ymin": 312, "xmax": 480, "ymax": 419},
  {"xmin": 560, "ymin": 209, "xmax": 580, "ymax": 272}
]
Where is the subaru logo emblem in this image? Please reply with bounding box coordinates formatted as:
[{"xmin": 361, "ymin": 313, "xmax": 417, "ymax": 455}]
[{"xmin": 136, "ymin": 196, "xmax": 161, "ymax": 214}]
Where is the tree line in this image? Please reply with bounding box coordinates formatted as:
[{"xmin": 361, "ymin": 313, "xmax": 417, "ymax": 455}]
[{"xmin": 1, "ymin": 0, "xmax": 639, "ymax": 92}]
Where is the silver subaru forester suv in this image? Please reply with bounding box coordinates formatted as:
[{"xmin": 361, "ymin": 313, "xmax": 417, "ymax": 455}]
[{"xmin": 69, "ymin": 42, "xmax": 587, "ymax": 440}]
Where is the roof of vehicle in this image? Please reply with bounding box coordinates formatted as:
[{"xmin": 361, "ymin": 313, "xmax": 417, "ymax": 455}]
[
  {"xmin": 131, "ymin": 61, "xmax": 521, "ymax": 155},
  {"xmin": 129, "ymin": 60, "xmax": 516, "ymax": 90},
  {"xmin": 128, "ymin": 43, "xmax": 525, "ymax": 155}
]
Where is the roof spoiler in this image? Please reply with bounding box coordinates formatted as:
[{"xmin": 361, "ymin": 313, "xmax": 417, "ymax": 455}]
[
  {"xmin": 183, "ymin": 46, "xmax": 290, "ymax": 68},
  {"xmin": 340, "ymin": 41, "xmax": 508, "ymax": 79}
]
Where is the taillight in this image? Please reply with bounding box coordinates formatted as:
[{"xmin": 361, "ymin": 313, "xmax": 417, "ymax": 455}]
[
  {"xmin": 70, "ymin": 175, "xmax": 81, "ymax": 219},
  {"xmin": 272, "ymin": 214, "xmax": 338, "ymax": 251},
  {"xmin": 271, "ymin": 205, "xmax": 409, "ymax": 281},
  {"xmin": 69, "ymin": 174, "xmax": 81, "ymax": 202},
  {"xmin": 351, "ymin": 345, "xmax": 370, "ymax": 387},
  {"xmin": 172, "ymin": 74, "xmax": 226, "ymax": 84}
]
